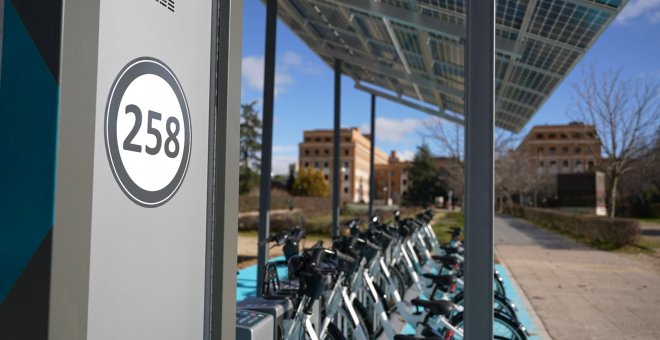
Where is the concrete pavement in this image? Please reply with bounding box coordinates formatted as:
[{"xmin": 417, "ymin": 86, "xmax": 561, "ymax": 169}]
[{"xmin": 495, "ymin": 215, "xmax": 660, "ymax": 340}]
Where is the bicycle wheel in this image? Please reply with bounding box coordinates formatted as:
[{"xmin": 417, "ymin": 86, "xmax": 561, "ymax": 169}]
[
  {"xmin": 494, "ymin": 274, "xmax": 507, "ymax": 297},
  {"xmin": 332, "ymin": 305, "xmax": 371, "ymax": 340},
  {"xmin": 449, "ymin": 311, "xmax": 528, "ymax": 340},
  {"xmin": 389, "ymin": 265, "xmax": 409, "ymax": 297},
  {"xmin": 353, "ymin": 298, "xmax": 383, "ymax": 339},
  {"xmin": 323, "ymin": 322, "xmax": 347, "ymax": 340},
  {"xmin": 395, "ymin": 261, "xmax": 413, "ymax": 288},
  {"xmin": 450, "ymin": 292, "xmax": 518, "ymax": 322}
]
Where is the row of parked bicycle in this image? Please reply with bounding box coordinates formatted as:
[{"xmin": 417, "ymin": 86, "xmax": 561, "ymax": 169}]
[{"xmin": 257, "ymin": 209, "xmax": 530, "ymax": 339}]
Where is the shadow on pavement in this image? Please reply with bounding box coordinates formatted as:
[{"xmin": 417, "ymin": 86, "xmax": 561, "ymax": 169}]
[
  {"xmin": 641, "ymin": 229, "xmax": 660, "ymax": 237},
  {"xmin": 496, "ymin": 215, "xmax": 586, "ymax": 250}
]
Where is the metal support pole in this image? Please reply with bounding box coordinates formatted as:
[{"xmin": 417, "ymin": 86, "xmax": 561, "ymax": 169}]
[
  {"xmin": 210, "ymin": 1, "xmax": 242, "ymax": 337},
  {"xmin": 464, "ymin": 1, "xmax": 495, "ymax": 339},
  {"xmin": 332, "ymin": 59, "xmax": 342, "ymax": 237},
  {"xmin": 256, "ymin": 0, "xmax": 277, "ymax": 297},
  {"xmin": 368, "ymin": 94, "xmax": 376, "ymax": 218}
]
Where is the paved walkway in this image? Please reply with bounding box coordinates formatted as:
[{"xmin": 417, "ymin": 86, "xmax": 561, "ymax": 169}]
[{"xmin": 495, "ymin": 215, "xmax": 660, "ymax": 340}]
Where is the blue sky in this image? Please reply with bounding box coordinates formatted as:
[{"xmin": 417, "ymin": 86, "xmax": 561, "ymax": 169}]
[{"xmin": 240, "ymin": 0, "xmax": 660, "ymax": 174}]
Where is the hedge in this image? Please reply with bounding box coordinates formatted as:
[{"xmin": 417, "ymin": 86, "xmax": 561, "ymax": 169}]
[
  {"xmin": 239, "ymin": 190, "xmax": 331, "ymax": 217},
  {"xmin": 503, "ymin": 206, "xmax": 640, "ymax": 248}
]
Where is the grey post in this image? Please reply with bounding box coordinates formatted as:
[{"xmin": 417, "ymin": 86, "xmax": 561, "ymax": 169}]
[
  {"xmin": 257, "ymin": 0, "xmax": 277, "ymax": 297},
  {"xmin": 464, "ymin": 0, "xmax": 495, "ymax": 339},
  {"xmin": 368, "ymin": 94, "xmax": 376, "ymax": 218},
  {"xmin": 332, "ymin": 59, "xmax": 342, "ymax": 237},
  {"xmin": 210, "ymin": 0, "xmax": 243, "ymax": 338}
]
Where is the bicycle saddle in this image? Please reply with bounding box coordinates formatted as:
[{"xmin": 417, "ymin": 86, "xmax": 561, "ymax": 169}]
[
  {"xmin": 411, "ymin": 298, "xmax": 456, "ymax": 317},
  {"xmin": 393, "ymin": 335, "xmax": 442, "ymax": 340},
  {"xmin": 422, "ymin": 273, "xmax": 457, "ymax": 287},
  {"xmin": 431, "ymin": 255, "xmax": 461, "ymax": 266}
]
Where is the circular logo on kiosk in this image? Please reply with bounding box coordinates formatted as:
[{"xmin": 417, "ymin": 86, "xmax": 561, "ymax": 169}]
[{"xmin": 104, "ymin": 57, "xmax": 191, "ymax": 207}]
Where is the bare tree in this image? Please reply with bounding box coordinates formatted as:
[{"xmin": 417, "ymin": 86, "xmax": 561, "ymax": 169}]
[
  {"xmin": 422, "ymin": 118, "xmax": 465, "ymax": 200},
  {"xmin": 423, "ymin": 117, "xmax": 523, "ymax": 207},
  {"xmin": 423, "ymin": 118, "xmax": 464, "ymax": 159},
  {"xmin": 495, "ymin": 149, "xmax": 536, "ymax": 210},
  {"xmin": 571, "ymin": 65, "xmax": 660, "ymax": 217}
]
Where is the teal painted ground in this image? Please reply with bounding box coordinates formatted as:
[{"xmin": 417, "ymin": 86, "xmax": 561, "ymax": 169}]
[{"xmin": 237, "ymin": 261, "xmax": 540, "ymax": 338}]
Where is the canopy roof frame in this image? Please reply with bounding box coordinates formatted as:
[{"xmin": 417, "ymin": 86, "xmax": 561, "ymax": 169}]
[{"xmin": 273, "ymin": 0, "xmax": 628, "ymax": 131}]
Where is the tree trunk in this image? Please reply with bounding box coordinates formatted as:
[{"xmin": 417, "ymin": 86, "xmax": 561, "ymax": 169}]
[{"xmin": 609, "ymin": 175, "xmax": 620, "ymax": 218}]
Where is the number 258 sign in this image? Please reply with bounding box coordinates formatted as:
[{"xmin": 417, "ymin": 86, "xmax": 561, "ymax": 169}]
[{"xmin": 105, "ymin": 57, "xmax": 191, "ymax": 207}]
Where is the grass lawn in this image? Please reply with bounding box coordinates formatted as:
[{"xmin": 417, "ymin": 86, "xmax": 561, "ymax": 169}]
[
  {"xmin": 636, "ymin": 217, "xmax": 660, "ymax": 225},
  {"xmin": 432, "ymin": 211, "xmax": 464, "ymax": 244}
]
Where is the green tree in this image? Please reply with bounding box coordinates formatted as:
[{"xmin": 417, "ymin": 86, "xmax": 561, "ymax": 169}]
[
  {"xmin": 240, "ymin": 101, "xmax": 262, "ymax": 169},
  {"xmin": 407, "ymin": 143, "xmax": 444, "ymax": 206},
  {"xmin": 239, "ymin": 101, "xmax": 262, "ymax": 194},
  {"xmin": 291, "ymin": 168, "xmax": 329, "ymax": 197},
  {"xmin": 239, "ymin": 167, "xmax": 259, "ymax": 195}
]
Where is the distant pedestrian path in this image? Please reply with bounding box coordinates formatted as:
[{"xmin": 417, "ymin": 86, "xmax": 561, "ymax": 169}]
[{"xmin": 495, "ymin": 215, "xmax": 660, "ymax": 339}]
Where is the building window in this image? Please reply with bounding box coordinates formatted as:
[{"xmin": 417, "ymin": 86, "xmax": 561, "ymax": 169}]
[
  {"xmin": 344, "ymin": 149, "xmax": 349, "ymax": 156},
  {"xmin": 560, "ymin": 133, "xmax": 568, "ymax": 139},
  {"xmin": 324, "ymin": 149, "xmax": 329, "ymax": 155},
  {"xmin": 575, "ymin": 147, "xmax": 582, "ymax": 154},
  {"xmin": 344, "ymin": 174, "xmax": 349, "ymax": 181},
  {"xmin": 344, "ymin": 137, "xmax": 350, "ymax": 142},
  {"xmin": 325, "ymin": 137, "xmax": 331, "ymax": 142},
  {"xmin": 549, "ymin": 161, "xmax": 557, "ymax": 174},
  {"xmin": 315, "ymin": 137, "xmax": 321, "ymax": 142},
  {"xmin": 536, "ymin": 133, "xmax": 544, "ymax": 139},
  {"xmin": 561, "ymin": 147, "xmax": 568, "ymax": 154},
  {"xmin": 549, "ymin": 147, "xmax": 557, "ymax": 155},
  {"xmin": 588, "ymin": 160, "xmax": 595, "ymax": 170},
  {"xmin": 304, "ymin": 162, "xmax": 309, "ymax": 167},
  {"xmin": 305, "ymin": 137, "xmax": 311, "ymax": 142},
  {"xmin": 324, "ymin": 175, "xmax": 329, "ymax": 180},
  {"xmin": 304, "ymin": 150, "xmax": 309, "ymax": 156},
  {"xmin": 548, "ymin": 133, "xmax": 556, "ymax": 139},
  {"xmin": 537, "ymin": 147, "xmax": 544, "ymax": 156},
  {"xmin": 575, "ymin": 161, "xmax": 583, "ymax": 172},
  {"xmin": 403, "ymin": 179, "xmax": 407, "ymax": 185},
  {"xmin": 562, "ymin": 160, "xmax": 569, "ymax": 173},
  {"xmin": 537, "ymin": 161, "xmax": 544, "ymax": 175},
  {"xmin": 586, "ymin": 146, "xmax": 594, "ymax": 154},
  {"xmin": 313, "ymin": 161, "xmax": 318, "ymax": 168},
  {"xmin": 314, "ymin": 149, "xmax": 319, "ymax": 155},
  {"xmin": 344, "ymin": 161, "xmax": 349, "ymax": 169},
  {"xmin": 343, "ymin": 187, "xmax": 349, "ymax": 194},
  {"xmin": 324, "ymin": 162, "xmax": 328, "ymax": 168},
  {"xmin": 572, "ymin": 132, "xmax": 581, "ymax": 139}
]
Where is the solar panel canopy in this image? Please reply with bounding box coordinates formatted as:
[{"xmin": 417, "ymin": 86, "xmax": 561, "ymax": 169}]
[{"xmin": 272, "ymin": 0, "xmax": 627, "ymax": 132}]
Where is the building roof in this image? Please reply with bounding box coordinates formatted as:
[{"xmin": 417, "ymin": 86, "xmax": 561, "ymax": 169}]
[{"xmin": 273, "ymin": 0, "xmax": 627, "ymax": 132}]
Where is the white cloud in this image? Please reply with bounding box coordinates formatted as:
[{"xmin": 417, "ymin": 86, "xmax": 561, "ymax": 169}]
[
  {"xmin": 615, "ymin": 0, "xmax": 660, "ymax": 25},
  {"xmin": 281, "ymin": 51, "xmax": 322, "ymax": 75},
  {"xmin": 241, "ymin": 55, "xmax": 294, "ymax": 95},
  {"xmin": 282, "ymin": 51, "xmax": 303, "ymax": 67},
  {"xmin": 360, "ymin": 117, "xmax": 426, "ymax": 142},
  {"xmin": 272, "ymin": 156, "xmax": 297, "ymax": 175},
  {"xmin": 398, "ymin": 150, "xmax": 415, "ymax": 161},
  {"xmin": 241, "ymin": 51, "xmax": 321, "ymax": 96},
  {"xmin": 273, "ymin": 144, "xmax": 297, "ymax": 153}
]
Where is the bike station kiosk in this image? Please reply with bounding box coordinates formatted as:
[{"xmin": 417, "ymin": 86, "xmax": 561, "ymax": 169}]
[
  {"xmin": 50, "ymin": 0, "xmax": 242, "ymax": 338},
  {"xmin": 0, "ymin": 0, "xmax": 625, "ymax": 339}
]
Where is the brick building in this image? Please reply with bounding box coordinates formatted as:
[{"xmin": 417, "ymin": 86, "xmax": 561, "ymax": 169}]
[
  {"xmin": 373, "ymin": 151, "xmax": 411, "ymax": 205},
  {"xmin": 298, "ymin": 128, "xmax": 388, "ymax": 203},
  {"xmin": 517, "ymin": 122, "xmax": 601, "ymax": 176}
]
